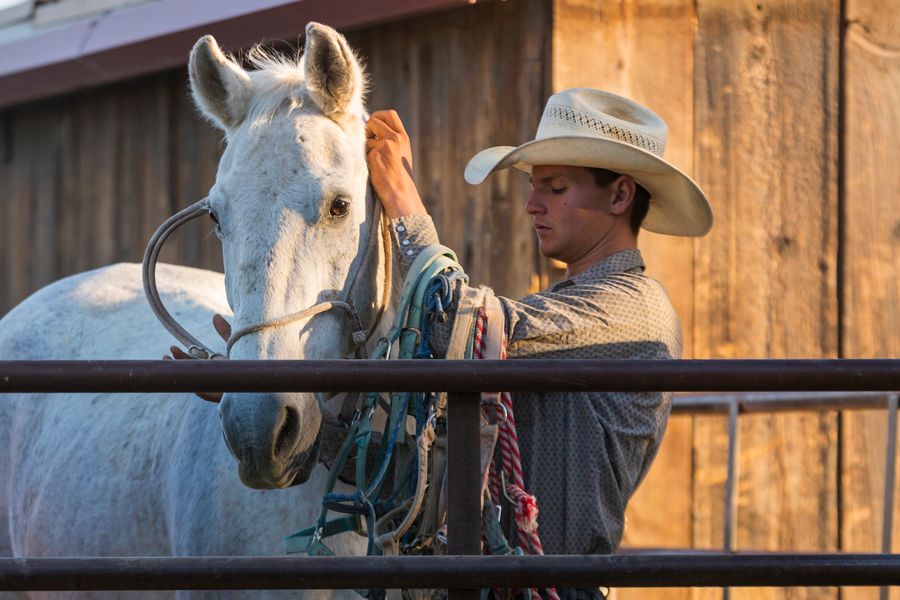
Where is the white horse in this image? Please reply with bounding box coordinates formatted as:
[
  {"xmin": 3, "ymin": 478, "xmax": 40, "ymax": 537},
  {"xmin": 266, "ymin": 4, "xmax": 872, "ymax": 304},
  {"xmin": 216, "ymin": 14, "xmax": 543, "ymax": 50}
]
[{"xmin": 0, "ymin": 22, "xmax": 389, "ymax": 599}]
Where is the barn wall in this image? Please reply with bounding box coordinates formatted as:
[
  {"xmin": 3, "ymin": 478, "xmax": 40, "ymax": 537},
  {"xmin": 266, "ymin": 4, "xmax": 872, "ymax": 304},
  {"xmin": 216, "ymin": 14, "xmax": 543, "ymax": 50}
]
[
  {"xmin": 691, "ymin": 4, "xmax": 841, "ymax": 600},
  {"xmin": 0, "ymin": 69, "xmax": 226, "ymax": 313}
]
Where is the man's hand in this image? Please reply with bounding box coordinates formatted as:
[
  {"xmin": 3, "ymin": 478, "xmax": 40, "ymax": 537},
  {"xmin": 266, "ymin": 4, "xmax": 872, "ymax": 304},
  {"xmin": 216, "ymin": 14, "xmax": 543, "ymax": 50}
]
[
  {"xmin": 162, "ymin": 313, "xmax": 231, "ymax": 403},
  {"xmin": 365, "ymin": 110, "xmax": 427, "ymax": 218}
]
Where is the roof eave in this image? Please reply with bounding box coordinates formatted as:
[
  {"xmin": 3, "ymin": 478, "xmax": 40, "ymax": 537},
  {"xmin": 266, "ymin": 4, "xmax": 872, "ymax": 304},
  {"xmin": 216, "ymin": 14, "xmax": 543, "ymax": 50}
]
[{"xmin": 0, "ymin": 0, "xmax": 460, "ymax": 109}]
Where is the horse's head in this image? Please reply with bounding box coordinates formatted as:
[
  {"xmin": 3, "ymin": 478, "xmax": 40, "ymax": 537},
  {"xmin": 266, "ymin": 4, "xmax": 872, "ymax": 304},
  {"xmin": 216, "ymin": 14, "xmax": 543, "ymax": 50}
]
[{"xmin": 189, "ymin": 23, "xmax": 376, "ymax": 488}]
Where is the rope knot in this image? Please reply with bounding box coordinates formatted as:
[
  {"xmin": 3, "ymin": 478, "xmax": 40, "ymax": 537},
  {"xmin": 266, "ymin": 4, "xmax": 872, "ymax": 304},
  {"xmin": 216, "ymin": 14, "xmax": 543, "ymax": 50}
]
[
  {"xmin": 506, "ymin": 483, "xmax": 540, "ymax": 534},
  {"xmin": 352, "ymin": 489, "xmax": 369, "ymax": 507}
]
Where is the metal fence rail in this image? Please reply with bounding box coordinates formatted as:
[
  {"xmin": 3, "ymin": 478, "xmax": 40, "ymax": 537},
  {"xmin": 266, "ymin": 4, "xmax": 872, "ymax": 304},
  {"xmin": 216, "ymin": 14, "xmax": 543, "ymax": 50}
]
[
  {"xmin": 671, "ymin": 390, "xmax": 898, "ymax": 414},
  {"xmin": 0, "ymin": 359, "xmax": 898, "ymax": 596},
  {"xmin": 1, "ymin": 554, "xmax": 900, "ymax": 591},
  {"xmin": 0, "ymin": 359, "xmax": 897, "ymax": 393}
]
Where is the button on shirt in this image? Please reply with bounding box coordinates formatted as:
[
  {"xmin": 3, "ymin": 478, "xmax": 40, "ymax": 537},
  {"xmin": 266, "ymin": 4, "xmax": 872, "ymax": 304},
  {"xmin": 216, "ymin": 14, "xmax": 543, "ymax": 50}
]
[{"xmin": 390, "ymin": 214, "xmax": 683, "ymax": 555}]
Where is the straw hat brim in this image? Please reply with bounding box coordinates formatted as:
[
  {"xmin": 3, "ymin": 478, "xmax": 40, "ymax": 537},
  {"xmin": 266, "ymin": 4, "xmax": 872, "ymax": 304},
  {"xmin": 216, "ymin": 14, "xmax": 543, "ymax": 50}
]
[{"xmin": 464, "ymin": 136, "xmax": 713, "ymax": 237}]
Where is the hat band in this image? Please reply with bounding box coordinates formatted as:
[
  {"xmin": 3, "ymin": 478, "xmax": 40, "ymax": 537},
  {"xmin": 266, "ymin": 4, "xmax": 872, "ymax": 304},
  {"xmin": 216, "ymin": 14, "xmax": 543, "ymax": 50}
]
[{"xmin": 542, "ymin": 105, "xmax": 665, "ymax": 157}]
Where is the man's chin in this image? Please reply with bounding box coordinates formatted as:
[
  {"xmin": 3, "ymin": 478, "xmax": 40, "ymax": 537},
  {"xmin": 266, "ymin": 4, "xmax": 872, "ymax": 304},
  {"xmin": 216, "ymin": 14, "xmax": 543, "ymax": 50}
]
[{"xmin": 537, "ymin": 242, "xmax": 562, "ymax": 261}]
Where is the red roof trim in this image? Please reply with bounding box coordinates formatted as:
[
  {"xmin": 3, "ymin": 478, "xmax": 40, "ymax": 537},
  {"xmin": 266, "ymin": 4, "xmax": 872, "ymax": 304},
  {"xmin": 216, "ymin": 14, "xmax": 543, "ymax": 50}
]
[{"xmin": 0, "ymin": 0, "xmax": 460, "ymax": 109}]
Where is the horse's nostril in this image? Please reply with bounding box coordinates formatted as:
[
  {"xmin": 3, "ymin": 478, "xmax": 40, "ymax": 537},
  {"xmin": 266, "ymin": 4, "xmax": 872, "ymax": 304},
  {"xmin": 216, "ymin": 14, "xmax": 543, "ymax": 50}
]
[{"xmin": 273, "ymin": 405, "xmax": 299, "ymax": 459}]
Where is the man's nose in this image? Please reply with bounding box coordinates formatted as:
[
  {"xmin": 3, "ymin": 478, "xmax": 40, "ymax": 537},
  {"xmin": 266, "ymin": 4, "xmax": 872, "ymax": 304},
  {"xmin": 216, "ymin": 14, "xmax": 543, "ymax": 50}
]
[{"xmin": 525, "ymin": 190, "xmax": 545, "ymax": 215}]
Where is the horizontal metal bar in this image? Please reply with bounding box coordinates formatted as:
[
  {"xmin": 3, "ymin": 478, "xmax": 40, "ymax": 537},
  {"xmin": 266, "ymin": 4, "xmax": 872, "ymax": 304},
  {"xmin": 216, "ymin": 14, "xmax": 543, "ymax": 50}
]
[
  {"xmin": 0, "ymin": 554, "xmax": 898, "ymax": 591},
  {"xmin": 672, "ymin": 391, "xmax": 897, "ymax": 415},
  {"xmin": 0, "ymin": 360, "xmax": 897, "ymax": 394}
]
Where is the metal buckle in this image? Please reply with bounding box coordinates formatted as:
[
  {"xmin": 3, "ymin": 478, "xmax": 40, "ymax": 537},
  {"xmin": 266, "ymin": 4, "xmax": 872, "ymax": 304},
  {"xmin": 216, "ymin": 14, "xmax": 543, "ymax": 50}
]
[
  {"xmin": 436, "ymin": 527, "xmax": 448, "ymax": 547},
  {"xmin": 381, "ymin": 336, "xmax": 394, "ymax": 360}
]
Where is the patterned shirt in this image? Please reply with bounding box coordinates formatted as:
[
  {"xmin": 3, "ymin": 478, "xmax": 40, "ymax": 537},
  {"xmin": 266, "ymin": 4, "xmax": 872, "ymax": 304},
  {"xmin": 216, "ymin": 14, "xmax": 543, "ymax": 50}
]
[{"xmin": 391, "ymin": 214, "xmax": 683, "ymax": 555}]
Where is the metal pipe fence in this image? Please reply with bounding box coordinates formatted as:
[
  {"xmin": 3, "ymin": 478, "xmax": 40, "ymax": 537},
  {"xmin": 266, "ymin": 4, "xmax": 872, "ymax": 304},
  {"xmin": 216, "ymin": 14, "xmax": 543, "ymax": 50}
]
[
  {"xmin": 1, "ymin": 554, "xmax": 899, "ymax": 590},
  {"xmin": 0, "ymin": 359, "xmax": 897, "ymax": 393},
  {"xmin": 0, "ymin": 359, "xmax": 898, "ymax": 597},
  {"xmin": 667, "ymin": 390, "xmax": 900, "ymax": 600}
]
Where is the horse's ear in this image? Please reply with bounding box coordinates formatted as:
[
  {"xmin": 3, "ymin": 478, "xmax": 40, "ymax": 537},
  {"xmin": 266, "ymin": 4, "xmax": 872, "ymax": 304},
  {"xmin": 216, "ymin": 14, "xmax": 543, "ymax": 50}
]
[
  {"xmin": 189, "ymin": 35, "xmax": 253, "ymax": 130},
  {"xmin": 302, "ymin": 22, "xmax": 366, "ymax": 120}
]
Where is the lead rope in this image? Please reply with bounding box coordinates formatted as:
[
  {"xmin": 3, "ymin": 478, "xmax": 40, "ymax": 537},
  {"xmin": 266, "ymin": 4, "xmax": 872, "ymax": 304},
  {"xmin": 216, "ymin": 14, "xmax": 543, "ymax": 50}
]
[
  {"xmin": 476, "ymin": 310, "xmax": 559, "ymax": 600},
  {"xmin": 355, "ymin": 208, "xmax": 393, "ymax": 346}
]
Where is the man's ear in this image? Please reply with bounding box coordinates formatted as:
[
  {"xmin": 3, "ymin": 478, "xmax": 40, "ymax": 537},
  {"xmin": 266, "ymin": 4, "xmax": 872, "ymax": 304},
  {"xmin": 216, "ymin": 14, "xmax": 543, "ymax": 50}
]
[{"xmin": 609, "ymin": 176, "xmax": 636, "ymax": 216}]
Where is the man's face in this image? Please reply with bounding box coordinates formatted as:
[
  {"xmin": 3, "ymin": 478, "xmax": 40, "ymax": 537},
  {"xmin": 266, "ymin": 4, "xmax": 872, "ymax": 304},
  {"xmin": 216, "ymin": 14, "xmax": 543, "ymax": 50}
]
[{"xmin": 525, "ymin": 165, "xmax": 621, "ymax": 264}]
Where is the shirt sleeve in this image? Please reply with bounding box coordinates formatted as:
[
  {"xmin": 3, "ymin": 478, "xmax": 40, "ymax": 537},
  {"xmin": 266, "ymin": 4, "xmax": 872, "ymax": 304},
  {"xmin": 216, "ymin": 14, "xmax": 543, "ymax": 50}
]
[{"xmin": 389, "ymin": 214, "xmax": 441, "ymax": 278}]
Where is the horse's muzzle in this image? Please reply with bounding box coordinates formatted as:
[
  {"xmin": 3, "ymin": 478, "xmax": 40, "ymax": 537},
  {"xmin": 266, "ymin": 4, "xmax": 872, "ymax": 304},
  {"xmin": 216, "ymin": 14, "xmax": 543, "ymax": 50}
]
[{"xmin": 218, "ymin": 392, "xmax": 321, "ymax": 489}]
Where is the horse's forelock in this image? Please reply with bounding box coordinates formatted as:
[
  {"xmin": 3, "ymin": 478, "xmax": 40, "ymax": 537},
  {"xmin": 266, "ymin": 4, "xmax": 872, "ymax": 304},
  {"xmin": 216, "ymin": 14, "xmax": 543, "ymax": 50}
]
[
  {"xmin": 240, "ymin": 45, "xmax": 309, "ymax": 128},
  {"xmin": 241, "ymin": 40, "xmax": 366, "ymax": 128}
]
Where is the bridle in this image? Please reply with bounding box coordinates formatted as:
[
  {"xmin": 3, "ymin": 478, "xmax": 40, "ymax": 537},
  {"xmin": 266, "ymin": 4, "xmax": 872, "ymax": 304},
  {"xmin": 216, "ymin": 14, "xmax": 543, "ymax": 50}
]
[{"xmin": 141, "ymin": 185, "xmax": 392, "ymax": 361}]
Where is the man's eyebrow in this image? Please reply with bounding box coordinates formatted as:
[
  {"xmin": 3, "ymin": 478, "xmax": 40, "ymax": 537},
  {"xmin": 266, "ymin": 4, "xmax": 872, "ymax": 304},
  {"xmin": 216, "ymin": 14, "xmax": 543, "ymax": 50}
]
[{"xmin": 529, "ymin": 174, "xmax": 565, "ymax": 185}]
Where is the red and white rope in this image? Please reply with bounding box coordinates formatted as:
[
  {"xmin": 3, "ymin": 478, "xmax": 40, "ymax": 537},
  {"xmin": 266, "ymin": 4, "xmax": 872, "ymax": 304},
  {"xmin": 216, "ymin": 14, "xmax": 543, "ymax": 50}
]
[{"xmin": 475, "ymin": 309, "xmax": 559, "ymax": 600}]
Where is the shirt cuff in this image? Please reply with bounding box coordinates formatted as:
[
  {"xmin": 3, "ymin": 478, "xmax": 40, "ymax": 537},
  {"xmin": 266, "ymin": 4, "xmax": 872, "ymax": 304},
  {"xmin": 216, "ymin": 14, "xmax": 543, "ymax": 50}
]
[{"xmin": 389, "ymin": 214, "xmax": 441, "ymax": 276}]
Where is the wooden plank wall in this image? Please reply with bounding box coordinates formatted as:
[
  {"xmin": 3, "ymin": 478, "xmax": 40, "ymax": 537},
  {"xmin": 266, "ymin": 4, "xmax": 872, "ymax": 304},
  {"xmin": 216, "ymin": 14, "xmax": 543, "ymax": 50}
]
[{"xmin": 693, "ymin": 4, "xmax": 841, "ymax": 600}]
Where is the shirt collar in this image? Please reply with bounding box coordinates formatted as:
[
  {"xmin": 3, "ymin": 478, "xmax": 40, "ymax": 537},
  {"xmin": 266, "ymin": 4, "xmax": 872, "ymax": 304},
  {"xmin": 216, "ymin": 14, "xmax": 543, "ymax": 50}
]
[{"xmin": 552, "ymin": 248, "xmax": 645, "ymax": 290}]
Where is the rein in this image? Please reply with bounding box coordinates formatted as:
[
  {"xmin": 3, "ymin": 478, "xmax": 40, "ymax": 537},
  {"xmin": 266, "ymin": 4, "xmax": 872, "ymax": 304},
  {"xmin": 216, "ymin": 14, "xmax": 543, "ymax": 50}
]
[
  {"xmin": 141, "ymin": 186, "xmax": 391, "ymax": 361},
  {"xmin": 142, "ymin": 199, "xmax": 221, "ymax": 359}
]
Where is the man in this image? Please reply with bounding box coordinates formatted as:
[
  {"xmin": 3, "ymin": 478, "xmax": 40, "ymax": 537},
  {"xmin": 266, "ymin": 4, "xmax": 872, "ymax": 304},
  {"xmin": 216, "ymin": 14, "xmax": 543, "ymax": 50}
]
[{"xmin": 365, "ymin": 88, "xmax": 712, "ymax": 591}]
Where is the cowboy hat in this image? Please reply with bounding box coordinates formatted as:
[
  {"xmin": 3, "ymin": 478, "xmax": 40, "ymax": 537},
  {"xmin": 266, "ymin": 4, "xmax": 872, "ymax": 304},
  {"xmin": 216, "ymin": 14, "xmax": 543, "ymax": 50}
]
[{"xmin": 464, "ymin": 88, "xmax": 713, "ymax": 237}]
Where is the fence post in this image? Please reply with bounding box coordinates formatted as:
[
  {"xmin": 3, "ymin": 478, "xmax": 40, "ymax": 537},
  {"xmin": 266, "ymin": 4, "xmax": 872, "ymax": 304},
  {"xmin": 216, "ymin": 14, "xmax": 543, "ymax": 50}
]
[
  {"xmin": 879, "ymin": 393, "xmax": 898, "ymax": 600},
  {"xmin": 448, "ymin": 392, "xmax": 482, "ymax": 600},
  {"xmin": 722, "ymin": 397, "xmax": 741, "ymax": 600}
]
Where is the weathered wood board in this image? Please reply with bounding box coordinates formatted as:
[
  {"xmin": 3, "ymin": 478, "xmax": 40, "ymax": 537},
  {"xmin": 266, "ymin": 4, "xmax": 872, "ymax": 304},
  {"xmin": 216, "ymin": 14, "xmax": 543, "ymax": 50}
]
[
  {"xmin": 0, "ymin": 73, "xmax": 226, "ymax": 313},
  {"xmin": 692, "ymin": 2, "xmax": 841, "ymax": 600},
  {"xmin": 840, "ymin": 1, "xmax": 900, "ymax": 599}
]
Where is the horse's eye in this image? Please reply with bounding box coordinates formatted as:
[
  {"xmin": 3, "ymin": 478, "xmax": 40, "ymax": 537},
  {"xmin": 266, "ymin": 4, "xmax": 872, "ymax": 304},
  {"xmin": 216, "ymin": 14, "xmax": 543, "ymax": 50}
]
[
  {"xmin": 208, "ymin": 211, "xmax": 220, "ymax": 225},
  {"xmin": 330, "ymin": 197, "xmax": 350, "ymax": 218}
]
